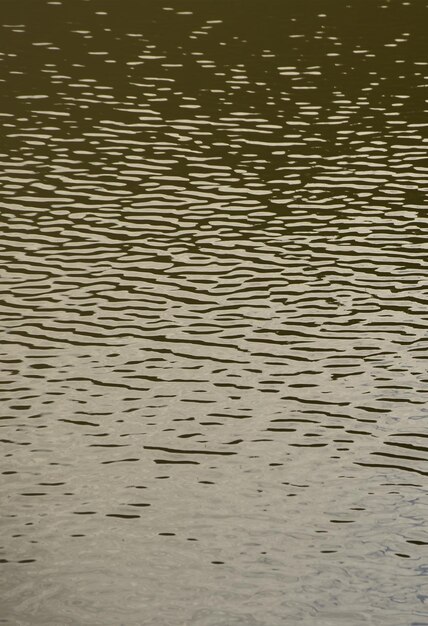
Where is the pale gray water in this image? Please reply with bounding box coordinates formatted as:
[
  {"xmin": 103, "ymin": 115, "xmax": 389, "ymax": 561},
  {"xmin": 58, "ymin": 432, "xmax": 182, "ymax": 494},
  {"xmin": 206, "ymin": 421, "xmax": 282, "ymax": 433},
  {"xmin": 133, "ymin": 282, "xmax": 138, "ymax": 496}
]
[{"xmin": 0, "ymin": 1, "xmax": 427, "ymax": 624}]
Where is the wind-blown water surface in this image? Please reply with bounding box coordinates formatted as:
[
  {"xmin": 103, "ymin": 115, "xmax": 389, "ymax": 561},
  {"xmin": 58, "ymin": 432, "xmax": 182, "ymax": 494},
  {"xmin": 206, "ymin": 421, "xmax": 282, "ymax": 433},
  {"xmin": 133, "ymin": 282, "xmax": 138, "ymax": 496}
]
[{"xmin": 1, "ymin": 1, "xmax": 427, "ymax": 624}]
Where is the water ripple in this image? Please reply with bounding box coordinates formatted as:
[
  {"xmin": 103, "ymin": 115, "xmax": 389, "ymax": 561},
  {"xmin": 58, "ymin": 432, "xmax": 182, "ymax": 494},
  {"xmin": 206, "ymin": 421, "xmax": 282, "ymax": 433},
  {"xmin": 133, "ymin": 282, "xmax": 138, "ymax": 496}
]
[{"xmin": 1, "ymin": 1, "xmax": 428, "ymax": 625}]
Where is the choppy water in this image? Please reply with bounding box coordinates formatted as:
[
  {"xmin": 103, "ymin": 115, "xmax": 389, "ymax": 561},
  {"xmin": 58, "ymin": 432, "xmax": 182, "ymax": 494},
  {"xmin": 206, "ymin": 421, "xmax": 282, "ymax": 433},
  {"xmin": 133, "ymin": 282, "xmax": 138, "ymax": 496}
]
[{"xmin": 1, "ymin": 1, "xmax": 427, "ymax": 624}]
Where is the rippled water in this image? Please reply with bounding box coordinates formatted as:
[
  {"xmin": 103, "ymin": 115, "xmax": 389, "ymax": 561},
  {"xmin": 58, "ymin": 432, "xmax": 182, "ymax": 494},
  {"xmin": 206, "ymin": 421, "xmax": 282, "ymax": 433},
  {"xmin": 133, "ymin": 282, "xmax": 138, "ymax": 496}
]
[{"xmin": 1, "ymin": 1, "xmax": 427, "ymax": 624}]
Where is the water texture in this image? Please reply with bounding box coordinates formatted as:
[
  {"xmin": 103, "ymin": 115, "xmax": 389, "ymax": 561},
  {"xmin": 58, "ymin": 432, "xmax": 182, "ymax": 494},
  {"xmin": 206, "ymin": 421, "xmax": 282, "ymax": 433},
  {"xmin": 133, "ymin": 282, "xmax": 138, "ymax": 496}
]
[{"xmin": 0, "ymin": 1, "xmax": 427, "ymax": 624}]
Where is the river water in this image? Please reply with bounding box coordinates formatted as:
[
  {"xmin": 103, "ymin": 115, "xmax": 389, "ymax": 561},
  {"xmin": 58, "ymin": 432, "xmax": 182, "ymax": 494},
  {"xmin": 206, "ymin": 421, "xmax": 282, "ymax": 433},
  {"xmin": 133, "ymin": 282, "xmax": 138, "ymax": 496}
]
[{"xmin": 0, "ymin": 1, "xmax": 427, "ymax": 624}]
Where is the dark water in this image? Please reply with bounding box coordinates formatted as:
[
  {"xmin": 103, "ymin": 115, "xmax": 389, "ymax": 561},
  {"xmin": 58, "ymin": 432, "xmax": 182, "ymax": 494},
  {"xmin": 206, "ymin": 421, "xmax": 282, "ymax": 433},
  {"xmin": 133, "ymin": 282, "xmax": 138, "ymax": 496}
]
[{"xmin": 1, "ymin": 0, "xmax": 427, "ymax": 624}]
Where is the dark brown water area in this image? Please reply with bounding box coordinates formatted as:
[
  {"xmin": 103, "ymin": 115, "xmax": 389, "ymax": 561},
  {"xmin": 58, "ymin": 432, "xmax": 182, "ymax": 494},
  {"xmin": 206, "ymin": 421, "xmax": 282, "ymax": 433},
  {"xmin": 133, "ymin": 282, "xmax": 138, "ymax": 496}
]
[{"xmin": 0, "ymin": 1, "xmax": 427, "ymax": 624}]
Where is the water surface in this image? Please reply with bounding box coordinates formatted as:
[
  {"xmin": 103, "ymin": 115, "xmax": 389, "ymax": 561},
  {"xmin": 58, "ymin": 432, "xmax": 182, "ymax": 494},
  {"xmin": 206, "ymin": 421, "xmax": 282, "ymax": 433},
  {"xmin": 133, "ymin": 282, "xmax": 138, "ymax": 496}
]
[{"xmin": 1, "ymin": 1, "xmax": 428, "ymax": 624}]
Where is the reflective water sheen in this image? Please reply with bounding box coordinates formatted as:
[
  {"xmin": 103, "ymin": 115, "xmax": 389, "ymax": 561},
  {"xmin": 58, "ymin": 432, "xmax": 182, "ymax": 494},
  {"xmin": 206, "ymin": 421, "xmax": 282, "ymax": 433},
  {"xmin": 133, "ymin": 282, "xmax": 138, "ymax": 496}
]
[{"xmin": 1, "ymin": 1, "xmax": 427, "ymax": 624}]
